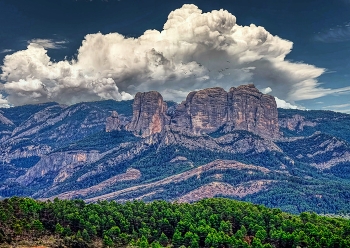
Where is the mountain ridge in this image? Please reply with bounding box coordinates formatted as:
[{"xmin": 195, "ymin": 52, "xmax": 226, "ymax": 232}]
[{"xmin": 1, "ymin": 85, "xmax": 350, "ymax": 214}]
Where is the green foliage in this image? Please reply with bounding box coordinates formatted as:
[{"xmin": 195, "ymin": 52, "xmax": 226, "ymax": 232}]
[
  {"xmin": 158, "ymin": 232, "xmax": 168, "ymax": 246},
  {"xmin": 1, "ymin": 197, "xmax": 350, "ymax": 247}
]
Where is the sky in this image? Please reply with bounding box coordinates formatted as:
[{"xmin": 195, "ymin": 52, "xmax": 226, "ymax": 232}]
[{"xmin": 0, "ymin": 0, "xmax": 350, "ymax": 113}]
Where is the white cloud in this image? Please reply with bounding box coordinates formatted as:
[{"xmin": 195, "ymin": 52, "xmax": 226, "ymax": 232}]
[
  {"xmin": 275, "ymin": 97, "xmax": 302, "ymax": 109},
  {"xmin": 262, "ymin": 87, "xmax": 272, "ymax": 94},
  {"xmin": 0, "ymin": 49, "xmax": 14, "ymax": 54},
  {"xmin": 1, "ymin": 4, "xmax": 348, "ymax": 106},
  {"xmin": 323, "ymin": 103, "xmax": 350, "ymax": 109},
  {"xmin": 28, "ymin": 39, "xmax": 68, "ymax": 49},
  {"xmin": 0, "ymin": 94, "xmax": 10, "ymax": 108},
  {"xmin": 322, "ymin": 103, "xmax": 350, "ymax": 113}
]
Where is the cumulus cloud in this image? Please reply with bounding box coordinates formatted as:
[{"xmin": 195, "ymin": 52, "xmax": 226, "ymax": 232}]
[
  {"xmin": 1, "ymin": 4, "xmax": 349, "ymax": 106},
  {"xmin": 261, "ymin": 87, "xmax": 302, "ymax": 109},
  {"xmin": 275, "ymin": 97, "xmax": 302, "ymax": 109}
]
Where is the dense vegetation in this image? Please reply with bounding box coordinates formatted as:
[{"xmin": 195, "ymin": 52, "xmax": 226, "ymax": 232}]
[{"xmin": 1, "ymin": 197, "xmax": 350, "ymax": 248}]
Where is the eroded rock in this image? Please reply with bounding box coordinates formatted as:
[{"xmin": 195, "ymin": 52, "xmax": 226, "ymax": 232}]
[{"xmin": 126, "ymin": 91, "xmax": 168, "ymax": 137}]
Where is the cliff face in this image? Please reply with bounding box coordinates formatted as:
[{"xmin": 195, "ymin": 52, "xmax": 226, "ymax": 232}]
[
  {"xmin": 171, "ymin": 87, "xmax": 228, "ymax": 134},
  {"xmin": 227, "ymin": 85, "xmax": 279, "ymax": 138},
  {"xmin": 126, "ymin": 91, "xmax": 168, "ymax": 137},
  {"xmin": 279, "ymin": 114, "xmax": 317, "ymax": 132},
  {"xmin": 170, "ymin": 85, "xmax": 279, "ymax": 138},
  {"xmin": 106, "ymin": 111, "xmax": 121, "ymax": 132}
]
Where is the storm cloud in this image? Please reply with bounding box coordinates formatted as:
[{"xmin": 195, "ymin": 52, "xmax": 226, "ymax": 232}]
[{"xmin": 1, "ymin": 4, "xmax": 349, "ymax": 107}]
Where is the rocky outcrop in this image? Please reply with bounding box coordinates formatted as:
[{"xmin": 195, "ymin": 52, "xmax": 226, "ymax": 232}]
[
  {"xmin": 83, "ymin": 160, "xmax": 273, "ymax": 202},
  {"xmin": 279, "ymin": 114, "xmax": 317, "ymax": 131},
  {"xmin": 171, "ymin": 87, "xmax": 228, "ymax": 134},
  {"xmin": 45, "ymin": 168, "xmax": 141, "ymax": 200},
  {"xmin": 106, "ymin": 111, "xmax": 121, "ymax": 132},
  {"xmin": 170, "ymin": 84, "xmax": 279, "ymax": 138},
  {"xmin": 226, "ymin": 84, "xmax": 279, "ymax": 138},
  {"xmin": 160, "ymin": 127, "xmax": 283, "ymax": 155},
  {"xmin": 16, "ymin": 151, "xmax": 102, "ymax": 186},
  {"xmin": 176, "ymin": 181, "xmax": 273, "ymax": 203},
  {"xmin": 126, "ymin": 91, "xmax": 168, "ymax": 137},
  {"xmin": 0, "ymin": 112, "xmax": 14, "ymax": 126}
]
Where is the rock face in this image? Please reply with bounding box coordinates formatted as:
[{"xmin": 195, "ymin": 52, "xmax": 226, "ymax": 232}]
[
  {"xmin": 227, "ymin": 85, "xmax": 279, "ymax": 138},
  {"xmin": 279, "ymin": 114, "xmax": 317, "ymax": 131},
  {"xmin": 126, "ymin": 91, "xmax": 168, "ymax": 137},
  {"xmin": 171, "ymin": 87, "xmax": 228, "ymax": 134},
  {"xmin": 0, "ymin": 113, "xmax": 14, "ymax": 126},
  {"xmin": 106, "ymin": 111, "xmax": 121, "ymax": 132},
  {"xmin": 170, "ymin": 84, "xmax": 279, "ymax": 138},
  {"xmin": 16, "ymin": 151, "xmax": 102, "ymax": 186}
]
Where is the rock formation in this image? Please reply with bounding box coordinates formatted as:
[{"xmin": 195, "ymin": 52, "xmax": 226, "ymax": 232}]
[
  {"xmin": 226, "ymin": 84, "xmax": 279, "ymax": 138},
  {"xmin": 0, "ymin": 112, "xmax": 14, "ymax": 126},
  {"xmin": 126, "ymin": 91, "xmax": 168, "ymax": 137},
  {"xmin": 279, "ymin": 114, "xmax": 317, "ymax": 131},
  {"xmin": 106, "ymin": 111, "xmax": 121, "ymax": 132},
  {"xmin": 170, "ymin": 84, "xmax": 279, "ymax": 138},
  {"xmin": 171, "ymin": 87, "xmax": 228, "ymax": 134}
]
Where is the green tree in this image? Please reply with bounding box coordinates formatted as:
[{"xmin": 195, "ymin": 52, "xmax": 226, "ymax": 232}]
[
  {"xmin": 136, "ymin": 235, "xmax": 149, "ymax": 248},
  {"xmin": 219, "ymin": 220, "xmax": 232, "ymax": 235},
  {"xmin": 82, "ymin": 229, "xmax": 90, "ymax": 242},
  {"xmin": 172, "ymin": 229, "xmax": 183, "ymax": 248},
  {"xmin": 32, "ymin": 219, "xmax": 44, "ymax": 232},
  {"xmin": 159, "ymin": 232, "xmax": 169, "ymax": 246},
  {"xmin": 151, "ymin": 240, "xmax": 162, "ymax": 248},
  {"xmin": 255, "ymin": 229, "xmax": 267, "ymax": 242},
  {"xmin": 252, "ymin": 237, "xmax": 263, "ymax": 248},
  {"xmin": 55, "ymin": 223, "xmax": 64, "ymax": 235},
  {"xmin": 103, "ymin": 235, "xmax": 114, "ymax": 247}
]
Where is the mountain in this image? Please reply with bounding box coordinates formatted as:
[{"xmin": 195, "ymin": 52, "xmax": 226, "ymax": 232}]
[{"xmin": 1, "ymin": 85, "xmax": 350, "ymax": 214}]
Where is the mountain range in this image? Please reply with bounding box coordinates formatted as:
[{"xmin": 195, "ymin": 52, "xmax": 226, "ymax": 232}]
[{"xmin": 1, "ymin": 84, "xmax": 350, "ymax": 214}]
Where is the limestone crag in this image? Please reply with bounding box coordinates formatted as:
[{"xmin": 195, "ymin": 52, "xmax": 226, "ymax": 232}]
[
  {"xmin": 106, "ymin": 111, "xmax": 121, "ymax": 132},
  {"xmin": 170, "ymin": 84, "xmax": 279, "ymax": 138},
  {"xmin": 227, "ymin": 85, "xmax": 279, "ymax": 138},
  {"xmin": 279, "ymin": 114, "xmax": 317, "ymax": 132},
  {"xmin": 126, "ymin": 91, "xmax": 168, "ymax": 137},
  {"xmin": 16, "ymin": 151, "xmax": 102, "ymax": 186},
  {"xmin": 171, "ymin": 87, "xmax": 228, "ymax": 134}
]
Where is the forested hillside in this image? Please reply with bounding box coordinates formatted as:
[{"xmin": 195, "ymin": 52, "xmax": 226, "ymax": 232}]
[{"xmin": 0, "ymin": 197, "xmax": 350, "ymax": 248}]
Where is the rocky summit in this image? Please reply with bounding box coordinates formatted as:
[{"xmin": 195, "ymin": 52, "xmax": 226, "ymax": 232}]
[
  {"xmin": 131, "ymin": 84, "xmax": 279, "ymax": 138},
  {"xmin": 126, "ymin": 91, "xmax": 168, "ymax": 137},
  {"xmin": 227, "ymin": 85, "xmax": 279, "ymax": 138},
  {"xmin": 1, "ymin": 84, "xmax": 350, "ymax": 214}
]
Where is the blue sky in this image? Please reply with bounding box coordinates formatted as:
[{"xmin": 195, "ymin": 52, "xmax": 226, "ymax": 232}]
[{"xmin": 0, "ymin": 0, "xmax": 350, "ymax": 112}]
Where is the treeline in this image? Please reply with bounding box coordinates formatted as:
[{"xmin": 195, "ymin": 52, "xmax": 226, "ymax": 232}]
[{"xmin": 1, "ymin": 197, "xmax": 350, "ymax": 247}]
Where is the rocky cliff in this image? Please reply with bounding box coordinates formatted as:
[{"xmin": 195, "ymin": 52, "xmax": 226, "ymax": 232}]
[
  {"xmin": 171, "ymin": 87, "xmax": 228, "ymax": 134},
  {"xmin": 227, "ymin": 84, "xmax": 279, "ymax": 138},
  {"xmin": 170, "ymin": 84, "xmax": 279, "ymax": 138},
  {"xmin": 106, "ymin": 111, "xmax": 121, "ymax": 132},
  {"xmin": 279, "ymin": 114, "xmax": 317, "ymax": 132},
  {"xmin": 126, "ymin": 91, "xmax": 168, "ymax": 137}
]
